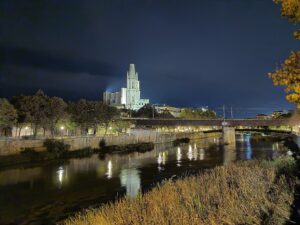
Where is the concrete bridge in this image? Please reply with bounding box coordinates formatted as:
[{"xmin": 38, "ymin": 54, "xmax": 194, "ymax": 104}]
[
  {"xmin": 125, "ymin": 118, "xmax": 297, "ymax": 145},
  {"xmin": 127, "ymin": 118, "xmax": 295, "ymax": 127}
]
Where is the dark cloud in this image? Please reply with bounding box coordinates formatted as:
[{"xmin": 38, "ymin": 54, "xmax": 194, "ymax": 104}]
[
  {"xmin": 0, "ymin": 46, "xmax": 120, "ymax": 77},
  {"xmin": 0, "ymin": 0, "xmax": 300, "ymax": 116}
]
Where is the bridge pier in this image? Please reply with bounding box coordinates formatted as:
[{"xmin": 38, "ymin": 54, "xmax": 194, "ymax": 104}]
[{"xmin": 222, "ymin": 126, "xmax": 236, "ymax": 145}]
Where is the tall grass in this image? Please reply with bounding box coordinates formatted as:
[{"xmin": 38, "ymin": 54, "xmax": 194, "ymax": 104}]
[{"xmin": 64, "ymin": 157, "xmax": 296, "ymax": 225}]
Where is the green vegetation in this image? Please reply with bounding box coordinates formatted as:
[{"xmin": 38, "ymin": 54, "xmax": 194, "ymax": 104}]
[
  {"xmin": 132, "ymin": 104, "xmax": 174, "ymax": 118},
  {"xmin": 101, "ymin": 142, "xmax": 154, "ymax": 154},
  {"xmin": 179, "ymin": 108, "xmax": 217, "ymax": 119},
  {"xmin": 269, "ymin": 0, "xmax": 300, "ymax": 106},
  {"xmin": 1, "ymin": 90, "xmax": 121, "ymax": 137},
  {"xmin": 44, "ymin": 139, "xmax": 70, "ymax": 154},
  {"xmin": 173, "ymin": 137, "xmax": 190, "ymax": 146},
  {"xmin": 68, "ymin": 99, "xmax": 118, "ymax": 135},
  {"xmin": 0, "ymin": 139, "xmax": 155, "ymax": 167},
  {"xmin": 64, "ymin": 156, "xmax": 296, "ymax": 225},
  {"xmin": 0, "ymin": 98, "xmax": 17, "ymax": 136}
]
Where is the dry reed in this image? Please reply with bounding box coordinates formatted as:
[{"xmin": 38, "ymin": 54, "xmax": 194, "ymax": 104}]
[{"xmin": 64, "ymin": 157, "xmax": 295, "ymax": 225}]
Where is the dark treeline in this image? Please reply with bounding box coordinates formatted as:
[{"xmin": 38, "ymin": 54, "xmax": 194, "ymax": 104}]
[
  {"xmin": 0, "ymin": 90, "xmax": 174, "ymax": 137},
  {"xmin": 0, "ymin": 90, "xmax": 217, "ymax": 137},
  {"xmin": 0, "ymin": 90, "xmax": 119, "ymax": 137}
]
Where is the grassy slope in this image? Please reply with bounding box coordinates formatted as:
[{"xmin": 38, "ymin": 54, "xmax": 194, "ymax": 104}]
[{"xmin": 64, "ymin": 157, "xmax": 296, "ymax": 225}]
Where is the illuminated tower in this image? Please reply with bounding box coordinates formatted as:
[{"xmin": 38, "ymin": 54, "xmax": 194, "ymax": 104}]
[
  {"xmin": 126, "ymin": 64, "xmax": 141, "ymax": 109},
  {"xmin": 103, "ymin": 64, "xmax": 149, "ymax": 110}
]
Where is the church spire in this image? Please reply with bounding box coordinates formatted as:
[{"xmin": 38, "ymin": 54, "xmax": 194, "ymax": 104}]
[{"xmin": 128, "ymin": 64, "xmax": 137, "ymax": 78}]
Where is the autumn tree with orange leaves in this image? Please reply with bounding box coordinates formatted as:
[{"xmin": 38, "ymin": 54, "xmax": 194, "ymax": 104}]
[{"xmin": 269, "ymin": 0, "xmax": 300, "ymax": 106}]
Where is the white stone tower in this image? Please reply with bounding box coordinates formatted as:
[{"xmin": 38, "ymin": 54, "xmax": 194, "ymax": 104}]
[
  {"xmin": 126, "ymin": 64, "xmax": 140, "ymax": 109},
  {"xmin": 103, "ymin": 64, "xmax": 149, "ymax": 110}
]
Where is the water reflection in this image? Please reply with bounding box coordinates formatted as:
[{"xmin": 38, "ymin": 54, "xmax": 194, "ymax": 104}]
[
  {"xmin": 106, "ymin": 160, "xmax": 113, "ymax": 179},
  {"xmin": 0, "ymin": 135, "xmax": 288, "ymax": 225},
  {"xmin": 157, "ymin": 152, "xmax": 167, "ymax": 171},
  {"xmin": 223, "ymin": 144, "xmax": 237, "ymax": 165},
  {"xmin": 0, "ymin": 168, "xmax": 42, "ymax": 186},
  {"xmin": 120, "ymin": 168, "xmax": 141, "ymax": 198},
  {"xmin": 245, "ymin": 134, "xmax": 252, "ymax": 160},
  {"xmin": 187, "ymin": 145, "xmax": 193, "ymax": 160},
  {"xmin": 56, "ymin": 166, "xmax": 68, "ymax": 189},
  {"xmin": 177, "ymin": 147, "xmax": 182, "ymax": 167},
  {"xmin": 199, "ymin": 149, "xmax": 205, "ymax": 160}
]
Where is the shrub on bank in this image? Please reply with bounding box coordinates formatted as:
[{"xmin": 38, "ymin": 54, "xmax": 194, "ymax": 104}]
[
  {"xmin": 101, "ymin": 142, "xmax": 154, "ymax": 154},
  {"xmin": 63, "ymin": 147, "xmax": 94, "ymax": 158},
  {"xmin": 20, "ymin": 148, "xmax": 38, "ymax": 155},
  {"xmin": 99, "ymin": 139, "xmax": 106, "ymax": 149},
  {"xmin": 173, "ymin": 137, "xmax": 190, "ymax": 146},
  {"xmin": 43, "ymin": 139, "xmax": 70, "ymax": 156},
  {"xmin": 64, "ymin": 157, "xmax": 296, "ymax": 225}
]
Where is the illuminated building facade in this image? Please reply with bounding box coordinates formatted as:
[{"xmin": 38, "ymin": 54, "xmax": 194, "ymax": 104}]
[{"xmin": 103, "ymin": 64, "xmax": 149, "ymax": 110}]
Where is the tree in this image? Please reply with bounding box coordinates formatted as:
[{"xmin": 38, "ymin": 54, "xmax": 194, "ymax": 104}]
[
  {"xmin": 0, "ymin": 98, "xmax": 17, "ymax": 136},
  {"xmin": 157, "ymin": 109, "xmax": 174, "ymax": 119},
  {"xmin": 68, "ymin": 99, "xmax": 92, "ymax": 134},
  {"xmin": 11, "ymin": 90, "xmax": 50, "ymax": 137},
  {"xmin": 179, "ymin": 108, "xmax": 217, "ymax": 119},
  {"xmin": 112, "ymin": 120, "xmax": 132, "ymax": 133},
  {"xmin": 269, "ymin": 1, "xmax": 300, "ymax": 106},
  {"xmin": 99, "ymin": 104, "xmax": 119, "ymax": 135},
  {"xmin": 11, "ymin": 95, "xmax": 32, "ymax": 136},
  {"xmin": 28, "ymin": 90, "xmax": 49, "ymax": 136},
  {"xmin": 269, "ymin": 51, "xmax": 300, "ymax": 105},
  {"xmin": 274, "ymin": 0, "xmax": 300, "ymax": 26},
  {"xmin": 133, "ymin": 104, "xmax": 159, "ymax": 118},
  {"xmin": 69, "ymin": 100, "xmax": 118, "ymax": 135},
  {"xmin": 46, "ymin": 97, "xmax": 67, "ymax": 136}
]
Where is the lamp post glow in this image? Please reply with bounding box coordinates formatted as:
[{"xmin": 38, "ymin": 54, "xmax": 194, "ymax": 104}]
[{"xmin": 60, "ymin": 126, "xmax": 65, "ymax": 136}]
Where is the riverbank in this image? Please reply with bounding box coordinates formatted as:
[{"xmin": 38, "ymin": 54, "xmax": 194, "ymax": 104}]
[
  {"xmin": 284, "ymin": 136, "xmax": 300, "ymax": 223},
  {"xmin": 64, "ymin": 156, "xmax": 297, "ymax": 225},
  {"xmin": 0, "ymin": 131, "xmax": 220, "ymax": 156},
  {"xmin": 0, "ymin": 132, "xmax": 220, "ymax": 168},
  {"xmin": 0, "ymin": 141, "xmax": 154, "ymax": 168}
]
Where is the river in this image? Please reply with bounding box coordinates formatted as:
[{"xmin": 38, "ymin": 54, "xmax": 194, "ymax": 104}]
[{"xmin": 0, "ymin": 134, "xmax": 286, "ymax": 225}]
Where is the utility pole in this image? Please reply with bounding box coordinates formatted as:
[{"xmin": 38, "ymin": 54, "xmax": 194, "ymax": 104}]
[
  {"xmin": 230, "ymin": 106, "xmax": 233, "ymax": 118},
  {"xmin": 223, "ymin": 105, "xmax": 226, "ymax": 121},
  {"xmin": 152, "ymin": 104, "xmax": 155, "ymax": 119}
]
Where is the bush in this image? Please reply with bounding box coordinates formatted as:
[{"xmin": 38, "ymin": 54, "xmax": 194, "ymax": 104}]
[
  {"xmin": 64, "ymin": 147, "xmax": 94, "ymax": 158},
  {"xmin": 173, "ymin": 138, "xmax": 190, "ymax": 146},
  {"xmin": 43, "ymin": 139, "xmax": 70, "ymax": 156},
  {"xmin": 99, "ymin": 139, "xmax": 106, "ymax": 149},
  {"xmin": 20, "ymin": 148, "xmax": 37, "ymax": 155}
]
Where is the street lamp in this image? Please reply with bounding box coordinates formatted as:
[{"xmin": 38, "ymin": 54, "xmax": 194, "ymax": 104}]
[{"xmin": 152, "ymin": 104, "xmax": 159, "ymax": 119}]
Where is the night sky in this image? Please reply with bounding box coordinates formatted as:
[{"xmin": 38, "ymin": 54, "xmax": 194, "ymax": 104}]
[{"xmin": 1, "ymin": 0, "xmax": 300, "ymax": 116}]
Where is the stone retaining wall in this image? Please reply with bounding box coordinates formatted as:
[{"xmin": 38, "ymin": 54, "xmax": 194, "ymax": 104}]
[{"xmin": 0, "ymin": 130, "xmax": 220, "ymax": 156}]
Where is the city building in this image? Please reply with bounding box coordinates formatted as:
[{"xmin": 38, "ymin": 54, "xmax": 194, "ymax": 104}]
[
  {"xmin": 103, "ymin": 64, "xmax": 149, "ymax": 110},
  {"xmin": 271, "ymin": 110, "xmax": 287, "ymax": 118},
  {"xmin": 154, "ymin": 105, "xmax": 182, "ymax": 117},
  {"xmin": 255, "ymin": 114, "xmax": 270, "ymax": 119}
]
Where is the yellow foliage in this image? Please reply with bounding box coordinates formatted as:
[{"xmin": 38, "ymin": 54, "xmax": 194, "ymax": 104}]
[
  {"xmin": 294, "ymin": 29, "xmax": 300, "ymax": 40},
  {"xmin": 64, "ymin": 159, "xmax": 294, "ymax": 225},
  {"xmin": 269, "ymin": 51, "xmax": 300, "ymax": 104},
  {"xmin": 274, "ymin": 0, "xmax": 300, "ymax": 23}
]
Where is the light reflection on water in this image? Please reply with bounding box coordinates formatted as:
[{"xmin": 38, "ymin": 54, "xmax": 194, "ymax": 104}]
[
  {"xmin": 0, "ymin": 135, "xmax": 288, "ymax": 225},
  {"xmin": 120, "ymin": 168, "xmax": 141, "ymax": 198},
  {"xmin": 106, "ymin": 160, "xmax": 113, "ymax": 179},
  {"xmin": 177, "ymin": 147, "xmax": 182, "ymax": 167}
]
